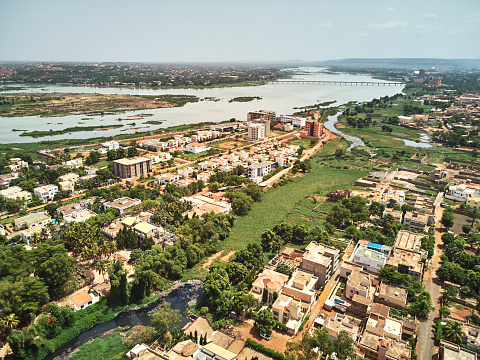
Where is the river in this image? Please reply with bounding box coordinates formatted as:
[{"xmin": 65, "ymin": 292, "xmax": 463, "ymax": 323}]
[
  {"xmin": 324, "ymin": 112, "xmax": 365, "ymax": 151},
  {"xmin": 44, "ymin": 281, "xmax": 203, "ymax": 360},
  {"xmin": 0, "ymin": 67, "xmax": 403, "ymax": 144}
]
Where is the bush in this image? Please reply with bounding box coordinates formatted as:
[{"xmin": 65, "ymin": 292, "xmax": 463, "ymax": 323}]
[{"xmin": 245, "ymin": 338, "xmax": 286, "ymax": 360}]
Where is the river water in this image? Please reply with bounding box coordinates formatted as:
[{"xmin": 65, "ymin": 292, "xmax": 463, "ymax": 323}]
[
  {"xmin": 44, "ymin": 281, "xmax": 203, "ymax": 360},
  {"xmin": 324, "ymin": 112, "xmax": 365, "ymax": 151},
  {"xmin": 0, "ymin": 67, "xmax": 403, "ymax": 144}
]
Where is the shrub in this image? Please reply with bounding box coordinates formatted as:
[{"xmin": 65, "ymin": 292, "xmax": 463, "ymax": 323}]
[{"xmin": 245, "ymin": 338, "xmax": 286, "ymax": 360}]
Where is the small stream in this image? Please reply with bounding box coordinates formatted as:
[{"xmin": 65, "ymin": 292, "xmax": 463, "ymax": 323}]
[
  {"xmin": 44, "ymin": 280, "xmax": 203, "ymax": 360},
  {"xmin": 324, "ymin": 112, "xmax": 365, "ymax": 151}
]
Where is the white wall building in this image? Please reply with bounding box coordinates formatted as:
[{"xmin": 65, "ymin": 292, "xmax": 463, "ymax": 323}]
[
  {"xmin": 280, "ymin": 115, "xmax": 306, "ymax": 127},
  {"xmin": 247, "ymin": 123, "xmax": 266, "ymax": 141},
  {"xmin": 445, "ymin": 184, "xmax": 476, "ymax": 202},
  {"xmin": 101, "ymin": 141, "xmax": 120, "ymax": 150},
  {"xmin": 350, "ymin": 242, "xmax": 388, "ymax": 273},
  {"xmin": 34, "ymin": 184, "xmax": 59, "ymax": 202}
]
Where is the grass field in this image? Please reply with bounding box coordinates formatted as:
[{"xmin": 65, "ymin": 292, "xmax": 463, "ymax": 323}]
[
  {"xmin": 287, "ymin": 138, "xmax": 316, "ymax": 148},
  {"xmin": 70, "ymin": 333, "xmax": 129, "ymax": 360},
  {"xmin": 217, "ymin": 140, "xmax": 368, "ymax": 251}
]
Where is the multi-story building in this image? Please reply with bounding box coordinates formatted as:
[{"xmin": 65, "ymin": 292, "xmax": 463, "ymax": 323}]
[
  {"xmin": 57, "ymin": 197, "xmax": 95, "ymax": 217},
  {"xmin": 62, "ymin": 159, "xmax": 83, "ymax": 168},
  {"xmin": 103, "ymin": 197, "xmax": 141, "ymax": 214},
  {"xmin": 272, "ymin": 269, "xmax": 318, "ymax": 334},
  {"xmin": 300, "ymin": 120, "xmax": 323, "ymax": 139},
  {"xmin": 279, "ymin": 115, "xmax": 306, "ymax": 127},
  {"xmin": 155, "ymin": 173, "xmax": 179, "ymax": 186},
  {"xmin": 78, "ymin": 174, "xmax": 97, "ymax": 184},
  {"xmin": 247, "ymin": 123, "xmax": 266, "ymax": 141},
  {"xmin": 0, "ymin": 172, "xmax": 19, "ymax": 186},
  {"xmin": 374, "ymin": 282, "xmax": 408, "ymax": 310},
  {"xmin": 324, "ymin": 313, "xmax": 359, "ymax": 341},
  {"xmin": 403, "ymin": 211, "xmax": 429, "ymax": 232},
  {"xmin": 386, "ymin": 248, "xmax": 424, "ymax": 281},
  {"xmin": 383, "ymin": 208, "xmax": 403, "ymax": 223},
  {"xmin": 63, "ymin": 209, "xmax": 97, "ymax": 226},
  {"xmin": 351, "ymin": 241, "xmax": 388, "ymax": 273},
  {"xmin": 340, "ymin": 262, "xmax": 374, "ymax": 300},
  {"xmin": 245, "ymin": 161, "xmax": 276, "ymax": 180},
  {"xmin": 467, "ymin": 195, "xmax": 480, "ymax": 210},
  {"xmin": 301, "ymin": 241, "xmax": 339, "ymax": 287},
  {"xmin": 101, "ymin": 141, "xmax": 120, "ymax": 150},
  {"xmin": 8, "ymin": 158, "xmax": 28, "ymax": 171},
  {"xmin": 247, "ymin": 110, "xmax": 275, "ymax": 135},
  {"xmin": 33, "ymin": 184, "xmax": 58, "ymax": 202},
  {"xmin": 250, "ymin": 269, "xmax": 289, "ymax": 303},
  {"xmin": 439, "ymin": 340, "xmax": 478, "ymax": 360},
  {"xmin": 445, "ymin": 184, "xmax": 476, "ymax": 202},
  {"xmin": 113, "ymin": 157, "xmax": 152, "ymax": 179},
  {"xmin": 0, "ymin": 186, "xmax": 32, "ymax": 203}
]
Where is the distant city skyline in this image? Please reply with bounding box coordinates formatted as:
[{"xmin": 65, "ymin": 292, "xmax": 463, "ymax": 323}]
[{"xmin": 1, "ymin": 0, "xmax": 479, "ymax": 62}]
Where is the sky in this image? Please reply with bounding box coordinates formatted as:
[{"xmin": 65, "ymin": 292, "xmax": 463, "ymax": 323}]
[{"xmin": 1, "ymin": 0, "xmax": 479, "ymax": 63}]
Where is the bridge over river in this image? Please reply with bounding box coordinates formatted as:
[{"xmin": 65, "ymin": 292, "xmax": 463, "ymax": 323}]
[{"xmin": 268, "ymin": 80, "xmax": 404, "ymax": 86}]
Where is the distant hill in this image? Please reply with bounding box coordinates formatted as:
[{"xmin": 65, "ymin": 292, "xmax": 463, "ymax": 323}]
[{"xmin": 306, "ymin": 58, "xmax": 480, "ymax": 70}]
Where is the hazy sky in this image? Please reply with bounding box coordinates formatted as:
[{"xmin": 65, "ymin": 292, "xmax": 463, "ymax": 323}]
[{"xmin": 1, "ymin": 0, "xmax": 479, "ymax": 62}]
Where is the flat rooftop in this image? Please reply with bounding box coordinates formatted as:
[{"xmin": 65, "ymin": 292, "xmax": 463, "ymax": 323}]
[
  {"xmin": 114, "ymin": 157, "xmax": 151, "ymax": 165},
  {"xmin": 104, "ymin": 197, "xmax": 141, "ymax": 209},
  {"xmin": 386, "ymin": 248, "xmax": 423, "ymax": 273},
  {"xmin": 377, "ymin": 282, "xmax": 407, "ymax": 302},
  {"xmin": 395, "ymin": 230, "xmax": 425, "ymax": 251}
]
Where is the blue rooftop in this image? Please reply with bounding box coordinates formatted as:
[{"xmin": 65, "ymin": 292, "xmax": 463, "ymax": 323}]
[{"xmin": 367, "ymin": 242, "xmax": 383, "ymax": 249}]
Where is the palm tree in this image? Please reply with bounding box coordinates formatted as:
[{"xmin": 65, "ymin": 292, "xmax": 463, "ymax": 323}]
[
  {"xmin": 95, "ymin": 260, "xmax": 109, "ymax": 283},
  {"xmin": 31, "ymin": 232, "xmax": 41, "ymax": 246},
  {"xmin": 1, "ymin": 313, "xmax": 20, "ymax": 333},
  {"xmin": 443, "ymin": 321, "xmax": 466, "ymax": 343}
]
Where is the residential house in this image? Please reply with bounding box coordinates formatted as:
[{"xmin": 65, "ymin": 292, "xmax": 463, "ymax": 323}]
[
  {"xmin": 20, "ymin": 225, "xmax": 44, "ymax": 245},
  {"xmin": 69, "ymin": 290, "xmax": 99, "ymax": 311},
  {"xmin": 8, "ymin": 158, "xmax": 28, "ymax": 171},
  {"xmin": 101, "ymin": 141, "xmax": 120, "ymax": 150},
  {"xmin": 154, "ymin": 173, "xmax": 179, "ymax": 186},
  {"xmin": 250, "ymin": 269, "xmax": 289, "ymax": 303},
  {"xmin": 272, "ymin": 269, "xmax": 318, "ymax": 334},
  {"xmin": 374, "ymin": 282, "xmax": 408, "ymax": 310},
  {"xmin": 33, "ymin": 184, "xmax": 58, "ymax": 202},
  {"xmin": 0, "ymin": 172, "xmax": 19, "ymax": 186},
  {"xmin": 63, "ymin": 209, "xmax": 97, "ymax": 226},
  {"xmin": 350, "ymin": 241, "xmax": 388, "ymax": 273},
  {"xmin": 103, "ymin": 197, "xmax": 141, "ymax": 214},
  {"xmin": 245, "ymin": 161, "xmax": 276, "ymax": 181},
  {"xmin": 62, "ymin": 159, "xmax": 83, "ymax": 168},
  {"xmin": 439, "ymin": 340, "xmax": 477, "ymax": 360},
  {"xmin": 403, "ymin": 211, "xmax": 429, "ymax": 232},
  {"xmin": 445, "ymin": 184, "xmax": 476, "ymax": 202},
  {"xmin": 383, "ymin": 208, "xmax": 403, "ymax": 223},
  {"xmin": 79, "ymin": 174, "xmax": 97, "ymax": 184},
  {"xmin": 15, "ymin": 211, "xmax": 52, "ymax": 230},
  {"xmin": 184, "ymin": 142, "xmax": 209, "ymax": 154},
  {"xmin": 385, "ymin": 248, "xmax": 424, "ymax": 281},
  {"xmin": 324, "ymin": 313, "xmax": 359, "ymax": 341}
]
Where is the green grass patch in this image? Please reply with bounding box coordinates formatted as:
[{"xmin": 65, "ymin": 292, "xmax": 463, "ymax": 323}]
[
  {"xmin": 287, "ymin": 138, "xmax": 315, "ymax": 148},
  {"xmin": 143, "ymin": 120, "xmax": 165, "ymax": 125},
  {"xmin": 228, "ymin": 96, "xmax": 262, "ymax": 103},
  {"xmin": 19, "ymin": 125, "xmax": 124, "ymax": 138},
  {"xmin": 217, "ymin": 141, "xmax": 367, "ymax": 251},
  {"xmin": 70, "ymin": 332, "xmax": 129, "ymax": 360}
]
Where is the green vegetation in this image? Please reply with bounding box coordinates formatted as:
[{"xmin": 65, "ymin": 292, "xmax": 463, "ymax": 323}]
[
  {"xmin": 228, "ymin": 96, "xmax": 262, "ymax": 103},
  {"xmin": 69, "ymin": 332, "xmax": 130, "ymax": 360},
  {"xmin": 19, "ymin": 125, "xmax": 123, "ymax": 138},
  {"xmin": 219, "ymin": 141, "xmax": 367, "ymax": 251},
  {"xmin": 144, "ymin": 120, "xmax": 165, "ymax": 125}
]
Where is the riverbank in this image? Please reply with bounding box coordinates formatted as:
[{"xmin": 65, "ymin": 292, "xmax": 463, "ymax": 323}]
[{"xmin": 43, "ymin": 280, "xmax": 202, "ymax": 360}]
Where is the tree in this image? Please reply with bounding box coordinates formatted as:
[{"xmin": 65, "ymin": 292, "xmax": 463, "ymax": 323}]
[
  {"xmin": 31, "ymin": 244, "xmax": 75, "ymax": 298},
  {"xmin": 208, "ymin": 181, "xmax": 221, "ymax": 192},
  {"xmin": 231, "ymin": 192, "xmax": 253, "ymax": 216},
  {"xmin": 441, "ymin": 211, "xmax": 455, "ymax": 230},
  {"xmin": 276, "ymin": 263, "xmax": 293, "ymax": 277},
  {"xmin": 409, "ymin": 291, "xmax": 434, "ymax": 318},
  {"xmin": 439, "ymin": 306, "xmax": 451, "ymax": 318},
  {"xmin": 332, "ymin": 330, "xmax": 357, "ymax": 360},
  {"xmin": 443, "ymin": 321, "xmax": 466, "ymax": 343},
  {"xmin": 151, "ymin": 301, "xmax": 180, "ymax": 337},
  {"xmin": 312, "ymin": 327, "xmax": 331, "ymax": 353},
  {"xmin": 462, "ymin": 225, "xmax": 472, "ymax": 235},
  {"xmin": 1, "ymin": 313, "xmax": 19, "ymax": 333},
  {"xmin": 254, "ymin": 309, "xmax": 275, "ymax": 334},
  {"xmin": 261, "ymin": 229, "xmax": 284, "ymax": 253}
]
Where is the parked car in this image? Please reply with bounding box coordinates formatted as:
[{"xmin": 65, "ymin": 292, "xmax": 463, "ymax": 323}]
[{"xmin": 259, "ymin": 333, "xmax": 271, "ymax": 341}]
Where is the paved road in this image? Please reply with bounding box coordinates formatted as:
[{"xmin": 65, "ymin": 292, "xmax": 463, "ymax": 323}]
[{"xmin": 418, "ymin": 206, "xmax": 444, "ymax": 359}]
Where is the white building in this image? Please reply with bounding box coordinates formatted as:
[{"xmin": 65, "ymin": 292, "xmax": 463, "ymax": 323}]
[
  {"xmin": 9, "ymin": 158, "xmax": 29, "ymax": 171},
  {"xmin": 280, "ymin": 115, "xmax": 306, "ymax": 127},
  {"xmin": 184, "ymin": 142, "xmax": 209, "ymax": 154},
  {"xmin": 246, "ymin": 161, "xmax": 276, "ymax": 180},
  {"xmin": 445, "ymin": 184, "xmax": 476, "ymax": 202},
  {"xmin": 34, "ymin": 184, "xmax": 59, "ymax": 202},
  {"xmin": 69, "ymin": 290, "xmax": 99, "ymax": 311},
  {"xmin": 350, "ymin": 241, "xmax": 388, "ymax": 273},
  {"xmin": 247, "ymin": 123, "xmax": 266, "ymax": 141},
  {"xmin": 62, "ymin": 159, "xmax": 83, "ymax": 168},
  {"xmin": 0, "ymin": 172, "xmax": 19, "ymax": 186},
  {"xmin": 101, "ymin": 141, "xmax": 120, "ymax": 150}
]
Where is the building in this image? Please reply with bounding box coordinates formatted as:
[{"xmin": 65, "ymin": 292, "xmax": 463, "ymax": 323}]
[
  {"xmin": 383, "ymin": 208, "xmax": 403, "ymax": 223},
  {"xmin": 184, "ymin": 142, "xmax": 209, "ymax": 154},
  {"xmin": 467, "ymin": 195, "xmax": 480, "ymax": 210},
  {"xmin": 101, "ymin": 141, "xmax": 120, "ymax": 150},
  {"xmin": 20, "ymin": 225, "xmax": 44, "ymax": 245},
  {"xmin": 247, "ymin": 110, "xmax": 275, "ymax": 135},
  {"xmin": 324, "ymin": 312, "xmax": 359, "ymax": 341},
  {"xmin": 328, "ymin": 189, "xmax": 351, "ymax": 202},
  {"xmin": 14, "ymin": 211, "xmax": 52, "ymax": 230},
  {"xmin": 439, "ymin": 340, "xmax": 477, "ymax": 360},
  {"xmin": 247, "ymin": 123, "xmax": 266, "ymax": 141},
  {"xmin": 8, "ymin": 158, "xmax": 28, "ymax": 171},
  {"xmin": 445, "ymin": 184, "xmax": 476, "ymax": 202},
  {"xmin": 430, "ymin": 77, "xmax": 443, "ymax": 87},
  {"xmin": 403, "ymin": 211, "xmax": 429, "ymax": 232},
  {"xmin": 300, "ymin": 120, "xmax": 323, "ymax": 139},
  {"xmin": 0, "ymin": 186, "xmax": 32, "ymax": 203},
  {"xmin": 245, "ymin": 161, "xmax": 276, "ymax": 180},
  {"xmin": 279, "ymin": 115, "xmax": 306, "ymax": 127},
  {"xmin": 272, "ymin": 269, "xmax": 318, "ymax": 334},
  {"xmin": 182, "ymin": 194, "xmax": 231, "ymax": 218},
  {"xmin": 113, "ymin": 157, "xmax": 153, "ymax": 179},
  {"xmin": 103, "ymin": 197, "xmax": 141, "ymax": 214},
  {"xmin": 351, "ymin": 241, "xmax": 388, "ymax": 273},
  {"xmin": 301, "ymin": 241, "xmax": 339, "ymax": 287},
  {"xmin": 57, "ymin": 197, "xmax": 95, "ymax": 217},
  {"xmin": 62, "ymin": 158, "xmax": 83, "ymax": 168},
  {"xmin": 33, "ymin": 184, "xmax": 58, "ymax": 202},
  {"xmin": 69, "ymin": 290, "xmax": 99, "ymax": 311},
  {"xmin": 0, "ymin": 172, "xmax": 19, "ymax": 186},
  {"xmin": 250, "ymin": 269, "xmax": 289, "ymax": 303},
  {"xmin": 79, "ymin": 174, "xmax": 97, "ymax": 184},
  {"xmin": 386, "ymin": 248, "xmax": 424, "ymax": 281},
  {"xmin": 340, "ymin": 262, "xmax": 374, "ymax": 300},
  {"xmin": 374, "ymin": 282, "xmax": 408, "ymax": 310},
  {"xmin": 154, "ymin": 173, "xmax": 179, "ymax": 186},
  {"xmin": 394, "ymin": 230, "xmax": 426, "ymax": 254},
  {"xmin": 63, "ymin": 208, "xmax": 97, "ymax": 226},
  {"xmin": 193, "ymin": 343, "xmax": 237, "ymax": 360}
]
